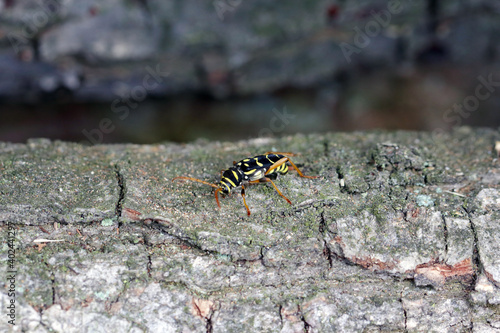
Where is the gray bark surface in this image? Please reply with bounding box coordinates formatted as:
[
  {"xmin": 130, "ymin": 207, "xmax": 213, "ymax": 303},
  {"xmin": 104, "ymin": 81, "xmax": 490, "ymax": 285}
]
[{"xmin": 1, "ymin": 128, "xmax": 499, "ymax": 332}]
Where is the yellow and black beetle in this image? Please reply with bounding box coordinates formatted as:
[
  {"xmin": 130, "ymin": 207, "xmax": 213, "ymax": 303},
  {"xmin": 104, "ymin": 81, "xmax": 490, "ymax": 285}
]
[{"xmin": 173, "ymin": 152, "xmax": 317, "ymax": 215}]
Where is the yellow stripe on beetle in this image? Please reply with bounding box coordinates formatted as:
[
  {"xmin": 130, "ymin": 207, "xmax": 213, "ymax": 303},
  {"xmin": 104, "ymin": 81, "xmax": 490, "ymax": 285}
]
[
  {"xmin": 265, "ymin": 155, "xmax": 275, "ymax": 164},
  {"xmin": 224, "ymin": 177, "xmax": 237, "ymax": 188},
  {"xmin": 222, "ymin": 182, "xmax": 231, "ymax": 192}
]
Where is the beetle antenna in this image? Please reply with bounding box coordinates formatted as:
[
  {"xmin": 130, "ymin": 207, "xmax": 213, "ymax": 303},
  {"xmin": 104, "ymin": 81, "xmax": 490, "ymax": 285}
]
[{"xmin": 172, "ymin": 176, "xmax": 219, "ymax": 189}]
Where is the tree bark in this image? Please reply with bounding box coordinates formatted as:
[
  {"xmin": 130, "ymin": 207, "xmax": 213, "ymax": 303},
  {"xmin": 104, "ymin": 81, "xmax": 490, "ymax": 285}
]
[{"xmin": 1, "ymin": 128, "xmax": 499, "ymax": 332}]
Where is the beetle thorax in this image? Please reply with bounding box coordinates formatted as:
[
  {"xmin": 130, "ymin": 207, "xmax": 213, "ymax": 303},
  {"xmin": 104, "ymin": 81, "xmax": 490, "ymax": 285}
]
[{"xmin": 219, "ymin": 167, "xmax": 243, "ymax": 193}]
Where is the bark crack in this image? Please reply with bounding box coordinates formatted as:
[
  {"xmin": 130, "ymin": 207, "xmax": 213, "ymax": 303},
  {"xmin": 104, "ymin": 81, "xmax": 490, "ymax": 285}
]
[
  {"xmin": 323, "ymin": 240, "xmax": 333, "ymax": 269},
  {"xmin": 318, "ymin": 212, "xmax": 326, "ymax": 234},
  {"xmin": 206, "ymin": 314, "xmax": 213, "ymax": 333},
  {"xmin": 43, "ymin": 262, "xmax": 57, "ymax": 307},
  {"xmin": 143, "ymin": 218, "xmax": 207, "ymax": 254},
  {"xmin": 114, "ymin": 164, "xmax": 126, "ymax": 226},
  {"xmin": 298, "ymin": 305, "xmax": 311, "ymax": 333},
  {"xmin": 278, "ymin": 304, "xmax": 283, "ymax": 328},
  {"xmin": 234, "ymin": 246, "xmax": 265, "ymax": 267},
  {"xmin": 143, "ymin": 235, "xmax": 154, "ymax": 278},
  {"xmin": 399, "ymin": 293, "xmax": 408, "ymax": 333},
  {"xmin": 441, "ymin": 213, "xmax": 448, "ymax": 255},
  {"xmin": 147, "ymin": 255, "xmax": 153, "ymax": 278},
  {"xmin": 192, "ymin": 299, "xmax": 215, "ymax": 333},
  {"xmin": 318, "ymin": 212, "xmax": 333, "ymax": 269},
  {"xmin": 464, "ymin": 206, "xmax": 482, "ymax": 282}
]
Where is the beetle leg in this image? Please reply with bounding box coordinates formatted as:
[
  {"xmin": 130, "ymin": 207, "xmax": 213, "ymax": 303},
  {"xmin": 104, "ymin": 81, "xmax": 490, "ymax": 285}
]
[
  {"xmin": 214, "ymin": 188, "xmax": 222, "ymax": 208},
  {"xmin": 285, "ymin": 158, "xmax": 318, "ymax": 179},
  {"xmin": 249, "ymin": 178, "xmax": 292, "ymax": 205},
  {"xmin": 265, "ymin": 157, "xmax": 317, "ymax": 179},
  {"xmin": 240, "ymin": 185, "xmax": 251, "ymax": 216}
]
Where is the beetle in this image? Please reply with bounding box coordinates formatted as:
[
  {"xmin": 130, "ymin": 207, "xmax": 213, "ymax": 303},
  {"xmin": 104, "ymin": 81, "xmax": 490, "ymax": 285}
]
[{"xmin": 173, "ymin": 152, "xmax": 317, "ymax": 215}]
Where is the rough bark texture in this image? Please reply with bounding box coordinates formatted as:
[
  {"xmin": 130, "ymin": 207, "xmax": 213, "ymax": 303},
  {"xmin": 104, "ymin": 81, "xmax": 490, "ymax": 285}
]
[{"xmin": 1, "ymin": 128, "xmax": 499, "ymax": 332}]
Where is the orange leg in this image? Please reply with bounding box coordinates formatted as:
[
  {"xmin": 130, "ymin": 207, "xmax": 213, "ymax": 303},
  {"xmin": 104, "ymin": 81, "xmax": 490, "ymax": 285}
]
[
  {"xmin": 249, "ymin": 178, "xmax": 292, "ymax": 205},
  {"xmin": 214, "ymin": 188, "xmax": 222, "ymax": 208},
  {"xmin": 240, "ymin": 185, "xmax": 251, "ymax": 216},
  {"xmin": 265, "ymin": 157, "xmax": 317, "ymax": 179}
]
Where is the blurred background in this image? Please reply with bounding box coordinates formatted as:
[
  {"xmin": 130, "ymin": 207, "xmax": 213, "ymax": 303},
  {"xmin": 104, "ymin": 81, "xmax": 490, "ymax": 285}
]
[{"xmin": 0, "ymin": 0, "xmax": 499, "ymax": 144}]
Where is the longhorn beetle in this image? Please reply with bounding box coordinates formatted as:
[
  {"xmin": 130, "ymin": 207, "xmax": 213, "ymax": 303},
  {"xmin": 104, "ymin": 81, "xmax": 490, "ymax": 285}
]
[{"xmin": 173, "ymin": 152, "xmax": 317, "ymax": 215}]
